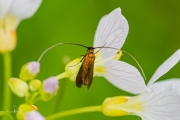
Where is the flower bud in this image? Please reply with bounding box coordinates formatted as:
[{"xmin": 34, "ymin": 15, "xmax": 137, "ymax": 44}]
[
  {"xmin": 25, "ymin": 111, "xmax": 45, "ymax": 120},
  {"xmin": 65, "ymin": 57, "xmax": 82, "ymax": 82},
  {"xmin": 8, "ymin": 78, "xmax": 28, "ymax": 97},
  {"xmin": 16, "ymin": 104, "xmax": 33, "ymax": 120},
  {"xmin": 16, "ymin": 104, "xmax": 45, "ymax": 120},
  {"xmin": 19, "ymin": 61, "xmax": 40, "ymax": 81},
  {"xmin": 40, "ymin": 77, "xmax": 59, "ymax": 101},
  {"xmin": 102, "ymin": 96, "xmax": 129, "ymax": 116},
  {"xmin": 29, "ymin": 79, "xmax": 42, "ymax": 92},
  {"xmin": 0, "ymin": 17, "xmax": 17, "ymax": 54}
]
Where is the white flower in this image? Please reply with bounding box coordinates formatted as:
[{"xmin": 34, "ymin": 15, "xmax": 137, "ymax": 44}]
[
  {"xmin": 65, "ymin": 7, "xmax": 148, "ymax": 94},
  {"xmin": 102, "ymin": 49, "xmax": 180, "ymax": 120},
  {"xmin": 0, "ymin": 0, "xmax": 42, "ymax": 53},
  {"xmin": 137, "ymin": 49, "xmax": 180, "ymax": 120}
]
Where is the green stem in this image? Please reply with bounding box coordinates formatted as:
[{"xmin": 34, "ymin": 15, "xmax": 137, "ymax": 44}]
[
  {"xmin": 52, "ymin": 79, "xmax": 68, "ymax": 113},
  {"xmin": 46, "ymin": 105, "xmax": 102, "ymax": 120},
  {"xmin": 0, "ymin": 111, "xmax": 14, "ymax": 120},
  {"xmin": 2, "ymin": 53, "xmax": 12, "ymax": 119},
  {"xmin": 55, "ymin": 71, "xmax": 69, "ymax": 80},
  {"xmin": 31, "ymin": 97, "xmax": 42, "ymax": 104},
  {"xmin": 30, "ymin": 92, "xmax": 39, "ymax": 104}
]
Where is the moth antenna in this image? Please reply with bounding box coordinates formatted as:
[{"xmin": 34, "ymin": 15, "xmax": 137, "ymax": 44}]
[
  {"xmin": 64, "ymin": 43, "xmax": 88, "ymax": 48},
  {"xmin": 121, "ymin": 50, "xmax": 147, "ymax": 81},
  {"xmin": 37, "ymin": 42, "xmax": 88, "ymax": 62},
  {"xmin": 94, "ymin": 43, "xmax": 107, "ymax": 54},
  {"xmin": 37, "ymin": 43, "xmax": 64, "ymax": 62},
  {"xmin": 94, "ymin": 46, "xmax": 119, "ymax": 50}
]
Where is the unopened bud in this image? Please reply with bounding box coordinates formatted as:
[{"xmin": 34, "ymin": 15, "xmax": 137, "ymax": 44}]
[
  {"xmin": 19, "ymin": 61, "xmax": 40, "ymax": 81},
  {"xmin": 29, "ymin": 79, "xmax": 41, "ymax": 92},
  {"xmin": 40, "ymin": 77, "xmax": 59, "ymax": 101},
  {"xmin": 16, "ymin": 104, "xmax": 45, "ymax": 120},
  {"xmin": 8, "ymin": 78, "xmax": 28, "ymax": 97},
  {"xmin": 25, "ymin": 111, "xmax": 45, "ymax": 120},
  {"xmin": 16, "ymin": 104, "xmax": 33, "ymax": 120}
]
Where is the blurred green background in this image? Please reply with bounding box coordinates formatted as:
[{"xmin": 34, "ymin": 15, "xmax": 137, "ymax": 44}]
[{"xmin": 0, "ymin": 0, "xmax": 180, "ymax": 120}]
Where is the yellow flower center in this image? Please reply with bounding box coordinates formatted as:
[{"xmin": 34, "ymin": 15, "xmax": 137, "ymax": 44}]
[
  {"xmin": 94, "ymin": 65, "xmax": 106, "ymax": 75},
  {"xmin": 102, "ymin": 96, "xmax": 129, "ymax": 116},
  {"xmin": 120, "ymin": 96, "xmax": 144, "ymax": 113},
  {"xmin": 102, "ymin": 96, "xmax": 144, "ymax": 117}
]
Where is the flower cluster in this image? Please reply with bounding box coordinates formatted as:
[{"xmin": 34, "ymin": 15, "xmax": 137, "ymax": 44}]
[
  {"xmin": 9, "ymin": 61, "xmax": 41, "ymax": 97},
  {"xmin": 1, "ymin": 1, "xmax": 179, "ymax": 120},
  {"xmin": 8, "ymin": 61, "xmax": 60, "ymax": 119},
  {"xmin": 9, "ymin": 61, "xmax": 59, "ymax": 99}
]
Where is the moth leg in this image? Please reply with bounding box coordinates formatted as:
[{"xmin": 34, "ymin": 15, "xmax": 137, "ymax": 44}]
[{"xmin": 67, "ymin": 54, "xmax": 86, "ymax": 67}]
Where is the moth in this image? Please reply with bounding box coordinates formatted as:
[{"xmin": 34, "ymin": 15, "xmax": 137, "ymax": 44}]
[
  {"xmin": 76, "ymin": 45, "xmax": 109, "ymax": 89},
  {"xmin": 76, "ymin": 47, "xmax": 95, "ymax": 89},
  {"xmin": 74, "ymin": 45, "xmax": 117, "ymax": 89}
]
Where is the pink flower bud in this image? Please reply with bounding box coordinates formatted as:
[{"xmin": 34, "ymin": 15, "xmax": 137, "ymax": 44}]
[
  {"xmin": 43, "ymin": 77, "xmax": 59, "ymax": 94},
  {"xmin": 40, "ymin": 77, "xmax": 59, "ymax": 101},
  {"xmin": 19, "ymin": 61, "xmax": 40, "ymax": 81},
  {"xmin": 26, "ymin": 111, "xmax": 45, "ymax": 120}
]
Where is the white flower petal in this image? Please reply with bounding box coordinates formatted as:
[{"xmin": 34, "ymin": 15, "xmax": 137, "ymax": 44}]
[
  {"xmin": 102, "ymin": 60, "xmax": 149, "ymax": 94},
  {"xmin": 154, "ymin": 78, "xmax": 180, "ymax": 95},
  {"xmin": 7, "ymin": 0, "xmax": 42, "ymax": 27},
  {"xmin": 141, "ymin": 116, "xmax": 149, "ymax": 120},
  {"xmin": 93, "ymin": 7, "xmax": 129, "ymax": 60},
  {"xmin": 148, "ymin": 49, "xmax": 180, "ymax": 87},
  {"xmin": 26, "ymin": 111, "xmax": 45, "ymax": 120},
  {"xmin": 0, "ymin": 0, "xmax": 12, "ymax": 18},
  {"xmin": 137, "ymin": 84, "xmax": 180, "ymax": 120}
]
